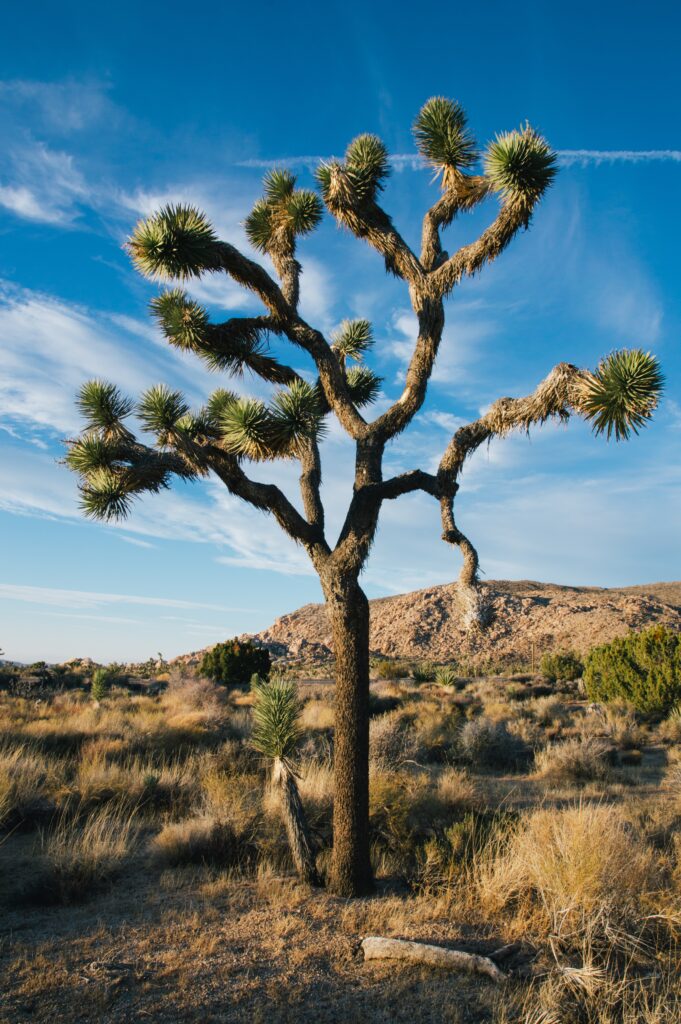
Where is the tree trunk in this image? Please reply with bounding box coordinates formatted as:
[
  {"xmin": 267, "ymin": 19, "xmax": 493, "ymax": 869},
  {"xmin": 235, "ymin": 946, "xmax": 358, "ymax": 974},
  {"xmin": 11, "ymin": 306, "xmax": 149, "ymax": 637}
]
[
  {"xmin": 324, "ymin": 576, "xmax": 374, "ymax": 896},
  {"xmin": 271, "ymin": 757, "xmax": 320, "ymax": 886}
]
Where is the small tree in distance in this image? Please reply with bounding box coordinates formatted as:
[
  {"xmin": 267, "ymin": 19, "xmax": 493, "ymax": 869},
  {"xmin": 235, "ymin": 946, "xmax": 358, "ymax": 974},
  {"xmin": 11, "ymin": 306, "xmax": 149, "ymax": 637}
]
[
  {"xmin": 199, "ymin": 638, "xmax": 271, "ymax": 687},
  {"xmin": 66, "ymin": 97, "xmax": 663, "ymax": 896}
]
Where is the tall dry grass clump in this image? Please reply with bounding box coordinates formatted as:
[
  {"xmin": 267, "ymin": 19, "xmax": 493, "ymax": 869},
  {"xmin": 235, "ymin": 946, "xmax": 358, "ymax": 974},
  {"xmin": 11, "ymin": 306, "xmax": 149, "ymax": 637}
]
[
  {"xmin": 35, "ymin": 803, "xmax": 138, "ymax": 903},
  {"xmin": 474, "ymin": 803, "xmax": 661, "ymax": 951},
  {"xmin": 0, "ymin": 744, "xmax": 57, "ymax": 825},
  {"xmin": 534, "ymin": 735, "xmax": 612, "ymax": 783}
]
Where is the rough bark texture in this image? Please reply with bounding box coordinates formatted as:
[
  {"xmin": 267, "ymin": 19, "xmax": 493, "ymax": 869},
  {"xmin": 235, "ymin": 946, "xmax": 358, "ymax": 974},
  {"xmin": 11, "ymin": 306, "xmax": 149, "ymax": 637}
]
[
  {"xmin": 271, "ymin": 758, "xmax": 320, "ymax": 886},
  {"xmin": 325, "ymin": 578, "xmax": 373, "ymax": 896}
]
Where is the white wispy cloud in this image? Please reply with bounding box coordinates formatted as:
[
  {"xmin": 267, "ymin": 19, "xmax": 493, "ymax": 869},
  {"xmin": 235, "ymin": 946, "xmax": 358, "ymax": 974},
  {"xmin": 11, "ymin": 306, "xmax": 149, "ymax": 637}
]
[
  {"xmin": 0, "ymin": 143, "xmax": 89, "ymax": 224},
  {"xmin": 557, "ymin": 149, "xmax": 681, "ymax": 166},
  {"xmin": 237, "ymin": 150, "xmax": 681, "ymax": 171},
  {"xmin": 0, "ymin": 582, "xmax": 253, "ymax": 613}
]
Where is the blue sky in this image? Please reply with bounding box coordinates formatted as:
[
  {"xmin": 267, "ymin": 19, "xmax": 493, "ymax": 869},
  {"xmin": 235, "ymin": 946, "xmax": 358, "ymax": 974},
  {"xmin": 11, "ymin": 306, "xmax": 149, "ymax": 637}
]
[{"xmin": 1, "ymin": 0, "xmax": 680, "ymax": 663}]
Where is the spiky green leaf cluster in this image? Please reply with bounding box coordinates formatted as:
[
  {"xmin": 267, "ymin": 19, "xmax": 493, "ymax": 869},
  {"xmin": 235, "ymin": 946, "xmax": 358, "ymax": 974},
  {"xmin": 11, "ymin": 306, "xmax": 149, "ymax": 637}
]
[
  {"xmin": 332, "ymin": 319, "xmax": 374, "ymax": 361},
  {"xmin": 346, "ymin": 365, "xmax": 382, "ymax": 406},
  {"xmin": 413, "ymin": 97, "xmax": 478, "ymax": 175},
  {"xmin": 150, "ymin": 289, "xmax": 209, "ymax": 350},
  {"xmin": 150, "ymin": 290, "xmax": 293, "ymax": 383},
  {"xmin": 251, "ymin": 673, "xmax": 302, "ymax": 762},
  {"xmin": 219, "ymin": 381, "xmax": 324, "ymax": 460},
  {"xmin": 220, "ymin": 397, "xmax": 275, "ymax": 460},
  {"xmin": 128, "ymin": 205, "xmax": 221, "ymax": 281},
  {"xmin": 581, "ymin": 348, "xmax": 664, "ymax": 441},
  {"xmin": 65, "ymin": 435, "xmax": 118, "ymax": 474},
  {"xmin": 484, "ymin": 125, "xmax": 557, "ymax": 207},
  {"xmin": 138, "ymin": 384, "xmax": 189, "ymax": 436},
  {"xmin": 245, "ymin": 168, "xmax": 323, "ymax": 254},
  {"xmin": 77, "ymin": 380, "xmax": 133, "ymax": 434},
  {"xmin": 270, "ymin": 379, "xmax": 326, "ymax": 447},
  {"xmin": 345, "ymin": 134, "xmax": 390, "ymax": 200},
  {"xmin": 79, "ymin": 468, "xmax": 135, "ymax": 521},
  {"xmin": 68, "ymin": 379, "xmax": 202, "ymax": 523}
]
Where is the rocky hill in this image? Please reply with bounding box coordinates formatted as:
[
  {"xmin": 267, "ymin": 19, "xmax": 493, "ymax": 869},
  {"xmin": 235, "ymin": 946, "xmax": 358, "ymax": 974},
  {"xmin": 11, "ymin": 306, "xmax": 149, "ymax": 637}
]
[{"xmin": 253, "ymin": 580, "xmax": 681, "ymax": 666}]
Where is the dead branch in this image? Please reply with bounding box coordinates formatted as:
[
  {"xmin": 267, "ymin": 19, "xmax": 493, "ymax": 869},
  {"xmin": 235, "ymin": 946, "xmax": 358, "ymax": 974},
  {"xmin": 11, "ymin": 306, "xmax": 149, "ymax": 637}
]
[{"xmin": 360, "ymin": 936, "xmax": 507, "ymax": 982}]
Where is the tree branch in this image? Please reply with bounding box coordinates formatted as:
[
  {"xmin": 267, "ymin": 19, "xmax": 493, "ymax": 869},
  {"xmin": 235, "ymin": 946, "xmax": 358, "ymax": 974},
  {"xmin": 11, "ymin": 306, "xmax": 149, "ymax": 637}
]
[
  {"xmin": 298, "ymin": 439, "xmax": 325, "ymax": 532},
  {"xmin": 378, "ymin": 469, "xmax": 438, "ymax": 500},
  {"xmin": 421, "ymin": 174, "xmax": 490, "ymax": 270},
  {"xmin": 437, "ymin": 361, "xmax": 592, "ymax": 479},
  {"xmin": 430, "ymin": 202, "xmax": 532, "ymax": 298},
  {"xmin": 322, "ymin": 166, "xmax": 425, "ymax": 287},
  {"xmin": 208, "ymin": 449, "xmax": 330, "ymax": 558}
]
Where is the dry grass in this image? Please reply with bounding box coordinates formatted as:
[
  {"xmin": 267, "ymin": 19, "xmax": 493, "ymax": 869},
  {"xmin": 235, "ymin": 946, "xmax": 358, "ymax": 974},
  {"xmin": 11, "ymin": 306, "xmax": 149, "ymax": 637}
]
[
  {"xmin": 534, "ymin": 734, "xmax": 612, "ymax": 783},
  {"xmin": 2, "ymin": 670, "xmax": 681, "ymax": 1022},
  {"xmin": 31, "ymin": 803, "xmax": 138, "ymax": 904},
  {"xmin": 474, "ymin": 803, "xmax": 662, "ymax": 949}
]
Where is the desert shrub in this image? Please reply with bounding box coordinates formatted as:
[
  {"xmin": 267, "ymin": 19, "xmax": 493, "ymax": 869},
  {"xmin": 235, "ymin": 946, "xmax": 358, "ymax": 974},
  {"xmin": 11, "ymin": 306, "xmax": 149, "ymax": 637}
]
[
  {"xmin": 369, "ymin": 711, "xmax": 418, "ymax": 770},
  {"xmin": 299, "ymin": 699, "xmax": 334, "ymax": 732},
  {"xmin": 368, "ymin": 692, "xmax": 401, "ymax": 717},
  {"xmin": 474, "ymin": 803, "xmax": 661, "ymax": 950},
  {"xmin": 659, "ymin": 705, "xmax": 681, "ymax": 743},
  {"xmin": 534, "ymin": 734, "xmax": 612, "ymax": 783},
  {"xmin": 199, "ymin": 639, "xmax": 271, "ymax": 688},
  {"xmin": 540, "ymin": 649, "xmax": 584, "ymax": 683},
  {"xmin": 23, "ymin": 804, "xmax": 138, "ymax": 904},
  {"xmin": 529, "ymin": 694, "xmax": 566, "ymax": 726},
  {"xmin": 90, "ymin": 668, "xmax": 110, "ymax": 702},
  {"xmin": 417, "ymin": 809, "xmax": 515, "ymax": 890},
  {"xmin": 457, "ymin": 716, "xmax": 530, "ymax": 770},
  {"xmin": 372, "ymin": 659, "xmax": 409, "ymax": 680},
  {"xmin": 412, "ymin": 662, "xmax": 436, "ymax": 683},
  {"xmin": 151, "ymin": 815, "xmax": 255, "ymax": 868},
  {"xmin": 0, "ymin": 744, "xmax": 56, "ymax": 826},
  {"xmin": 412, "ymin": 702, "xmax": 462, "ymax": 762},
  {"xmin": 584, "ymin": 625, "xmax": 681, "ymax": 713}
]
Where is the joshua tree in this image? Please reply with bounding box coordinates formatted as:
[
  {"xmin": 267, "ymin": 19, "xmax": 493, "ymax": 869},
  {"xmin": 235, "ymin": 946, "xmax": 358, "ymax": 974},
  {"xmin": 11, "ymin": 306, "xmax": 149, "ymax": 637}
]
[
  {"xmin": 251, "ymin": 674, "xmax": 320, "ymax": 885},
  {"xmin": 66, "ymin": 97, "xmax": 663, "ymax": 896}
]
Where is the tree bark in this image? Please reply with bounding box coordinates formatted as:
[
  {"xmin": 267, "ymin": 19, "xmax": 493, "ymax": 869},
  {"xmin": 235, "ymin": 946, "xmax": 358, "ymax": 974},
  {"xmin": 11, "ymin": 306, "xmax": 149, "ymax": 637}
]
[
  {"xmin": 325, "ymin": 575, "xmax": 374, "ymax": 896},
  {"xmin": 271, "ymin": 757, "xmax": 320, "ymax": 886}
]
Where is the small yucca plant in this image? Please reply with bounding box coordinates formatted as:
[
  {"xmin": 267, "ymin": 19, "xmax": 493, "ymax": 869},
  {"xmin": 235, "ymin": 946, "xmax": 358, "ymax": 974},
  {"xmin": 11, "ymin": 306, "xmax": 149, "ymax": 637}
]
[
  {"xmin": 251, "ymin": 675, "xmax": 320, "ymax": 885},
  {"xmin": 90, "ymin": 668, "xmax": 110, "ymax": 703},
  {"xmin": 435, "ymin": 666, "xmax": 460, "ymax": 689}
]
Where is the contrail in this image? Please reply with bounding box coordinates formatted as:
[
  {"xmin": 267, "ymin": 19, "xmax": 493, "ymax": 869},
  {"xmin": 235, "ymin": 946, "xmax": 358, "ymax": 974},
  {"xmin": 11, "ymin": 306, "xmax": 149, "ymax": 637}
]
[{"xmin": 238, "ymin": 150, "xmax": 681, "ymax": 171}]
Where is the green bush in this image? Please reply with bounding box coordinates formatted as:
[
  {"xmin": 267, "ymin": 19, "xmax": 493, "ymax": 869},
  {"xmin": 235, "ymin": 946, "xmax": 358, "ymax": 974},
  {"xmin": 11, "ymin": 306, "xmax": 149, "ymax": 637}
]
[
  {"xmin": 540, "ymin": 649, "xmax": 584, "ymax": 683},
  {"xmin": 583, "ymin": 625, "xmax": 681, "ymax": 713},
  {"xmin": 199, "ymin": 638, "xmax": 271, "ymax": 688}
]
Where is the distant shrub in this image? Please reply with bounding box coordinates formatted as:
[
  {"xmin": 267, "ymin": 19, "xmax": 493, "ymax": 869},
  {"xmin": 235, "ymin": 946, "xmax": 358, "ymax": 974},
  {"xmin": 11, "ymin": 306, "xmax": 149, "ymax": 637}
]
[
  {"xmin": 199, "ymin": 639, "xmax": 271, "ymax": 688},
  {"xmin": 412, "ymin": 663, "xmax": 436, "ymax": 683},
  {"xmin": 540, "ymin": 649, "xmax": 584, "ymax": 683},
  {"xmin": 90, "ymin": 668, "xmax": 110, "ymax": 702},
  {"xmin": 584, "ymin": 626, "xmax": 681, "ymax": 713},
  {"xmin": 151, "ymin": 815, "xmax": 253, "ymax": 868},
  {"xmin": 457, "ymin": 716, "xmax": 530, "ymax": 770},
  {"xmin": 534, "ymin": 735, "xmax": 612, "ymax": 783},
  {"xmin": 369, "ymin": 711, "xmax": 418, "ymax": 770},
  {"xmin": 373, "ymin": 659, "xmax": 409, "ymax": 680}
]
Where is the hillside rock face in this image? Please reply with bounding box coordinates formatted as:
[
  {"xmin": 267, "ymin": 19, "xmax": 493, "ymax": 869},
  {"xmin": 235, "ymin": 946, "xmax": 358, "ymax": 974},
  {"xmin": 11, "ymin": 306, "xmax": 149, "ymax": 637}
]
[{"xmin": 255, "ymin": 580, "xmax": 681, "ymax": 664}]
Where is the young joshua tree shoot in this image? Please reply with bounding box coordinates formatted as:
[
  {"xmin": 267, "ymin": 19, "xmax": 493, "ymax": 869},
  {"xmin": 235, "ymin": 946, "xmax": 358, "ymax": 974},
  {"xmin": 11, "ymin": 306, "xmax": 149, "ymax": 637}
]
[
  {"xmin": 66, "ymin": 97, "xmax": 663, "ymax": 895},
  {"xmin": 251, "ymin": 674, "xmax": 320, "ymax": 886}
]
